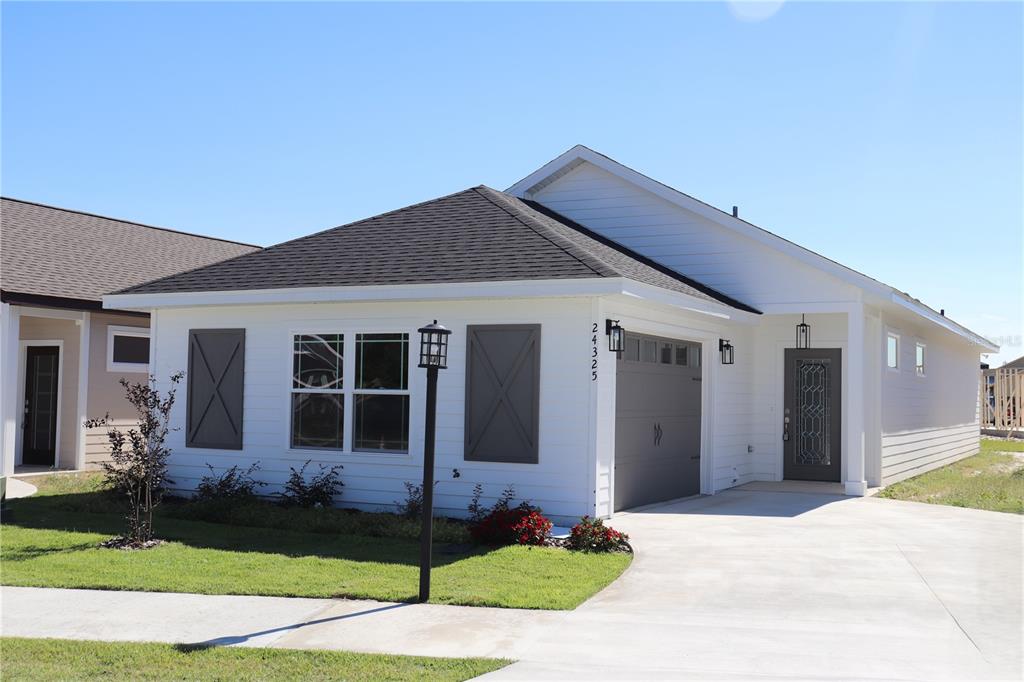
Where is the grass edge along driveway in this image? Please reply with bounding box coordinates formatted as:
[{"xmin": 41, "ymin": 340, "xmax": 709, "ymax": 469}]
[
  {"xmin": 0, "ymin": 637, "xmax": 510, "ymax": 682},
  {"xmin": 878, "ymin": 438, "xmax": 1024, "ymax": 514},
  {"xmin": 3, "ymin": 476, "xmax": 631, "ymax": 610}
]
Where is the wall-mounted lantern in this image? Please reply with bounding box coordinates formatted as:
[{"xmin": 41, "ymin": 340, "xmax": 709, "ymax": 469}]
[
  {"xmin": 416, "ymin": 320, "xmax": 451, "ymax": 603},
  {"xmin": 606, "ymin": 319, "xmax": 625, "ymax": 355},
  {"xmin": 719, "ymin": 339, "xmax": 735, "ymax": 365},
  {"xmin": 796, "ymin": 314, "xmax": 810, "ymax": 349}
]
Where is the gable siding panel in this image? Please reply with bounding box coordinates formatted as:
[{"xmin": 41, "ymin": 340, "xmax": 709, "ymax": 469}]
[{"xmin": 529, "ymin": 162, "xmax": 853, "ymax": 309}]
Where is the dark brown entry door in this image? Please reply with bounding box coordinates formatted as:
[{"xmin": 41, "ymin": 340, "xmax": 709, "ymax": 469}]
[
  {"xmin": 783, "ymin": 348, "xmax": 841, "ymax": 482},
  {"xmin": 23, "ymin": 346, "xmax": 60, "ymax": 466}
]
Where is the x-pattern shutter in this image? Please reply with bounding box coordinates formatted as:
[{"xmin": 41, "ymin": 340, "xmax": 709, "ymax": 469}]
[
  {"xmin": 187, "ymin": 329, "xmax": 245, "ymax": 450},
  {"xmin": 465, "ymin": 325, "xmax": 540, "ymax": 463}
]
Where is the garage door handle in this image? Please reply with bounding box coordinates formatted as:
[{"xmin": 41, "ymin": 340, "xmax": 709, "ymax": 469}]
[{"xmin": 653, "ymin": 422, "xmax": 663, "ymax": 446}]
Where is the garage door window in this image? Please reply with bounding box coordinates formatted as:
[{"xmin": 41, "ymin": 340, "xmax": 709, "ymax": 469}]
[{"xmin": 623, "ymin": 334, "xmax": 701, "ymax": 368}]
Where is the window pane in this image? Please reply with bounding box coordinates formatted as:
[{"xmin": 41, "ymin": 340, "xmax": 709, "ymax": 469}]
[
  {"xmin": 916, "ymin": 344, "xmax": 925, "ymax": 373},
  {"xmin": 624, "ymin": 336, "xmax": 640, "ymax": 362},
  {"xmin": 112, "ymin": 335, "xmax": 150, "ymax": 364},
  {"xmin": 660, "ymin": 343, "xmax": 673, "ymax": 364},
  {"xmin": 356, "ymin": 333, "xmax": 408, "ymax": 389},
  {"xmin": 354, "ymin": 394, "xmax": 409, "ymax": 452},
  {"xmin": 291, "ymin": 393, "xmax": 343, "ymax": 449},
  {"xmin": 675, "ymin": 345, "xmax": 688, "ymax": 366},
  {"xmin": 294, "ymin": 334, "xmax": 343, "ymax": 389},
  {"xmin": 642, "ymin": 339, "xmax": 658, "ymax": 363},
  {"xmin": 887, "ymin": 335, "xmax": 898, "ymax": 368}
]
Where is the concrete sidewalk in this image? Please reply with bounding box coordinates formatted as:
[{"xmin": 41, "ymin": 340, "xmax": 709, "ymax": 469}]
[{"xmin": 3, "ymin": 490, "xmax": 1021, "ymax": 680}]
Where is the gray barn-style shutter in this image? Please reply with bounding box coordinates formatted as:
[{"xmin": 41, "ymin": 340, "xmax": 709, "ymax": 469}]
[
  {"xmin": 465, "ymin": 325, "xmax": 540, "ymax": 463},
  {"xmin": 187, "ymin": 329, "xmax": 245, "ymax": 450}
]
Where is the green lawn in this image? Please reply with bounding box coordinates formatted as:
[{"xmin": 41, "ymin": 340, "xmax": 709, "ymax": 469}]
[
  {"xmin": 0, "ymin": 637, "xmax": 509, "ymax": 681},
  {"xmin": 3, "ymin": 475, "xmax": 630, "ymax": 609},
  {"xmin": 878, "ymin": 438, "xmax": 1024, "ymax": 514}
]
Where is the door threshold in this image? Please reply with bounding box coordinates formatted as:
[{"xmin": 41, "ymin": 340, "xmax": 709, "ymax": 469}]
[{"xmin": 736, "ymin": 480, "xmax": 845, "ymax": 495}]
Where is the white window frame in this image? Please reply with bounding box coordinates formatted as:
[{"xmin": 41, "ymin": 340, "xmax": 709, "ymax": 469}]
[
  {"xmin": 289, "ymin": 332, "xmax": 346, "ymax": 452},
  {"xmin": 915, "ymin": 342, "xmax": 926, "ymax": 377},
  {"xmin": 352, "ymin": 332, "xmax": 411, "ymax": 454},
  {"xmin": 886, "ymin": 332, "xmax": 900, "ymax": 371},
  {"xmin": 287, "ymin": 329, "xmax": 414, "ymax": 458},
  {"xmin": 106, "ymin": 325, "xmax": 150, "ymax": 373}
]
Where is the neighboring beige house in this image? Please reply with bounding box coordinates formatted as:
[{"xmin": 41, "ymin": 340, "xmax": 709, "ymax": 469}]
[{"xmin": 0, "ymin": 198, "xmax": 259, "ymax": 475}]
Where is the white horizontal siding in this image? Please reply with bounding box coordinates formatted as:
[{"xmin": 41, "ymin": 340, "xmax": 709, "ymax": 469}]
[
  {"xmin": 881, "ymin": 424, "xmax": 979, "ymax": 484},
  {"xmin": 879, "ymin": 307, "xmax": 981, "ymax": 485},
  {"xmin": 151, "ymin": 298, "xmax": 595, "ymax": 523},
  {"xmin": 529, "ymin": 162, "xmax": 852, "ymax": 308}
]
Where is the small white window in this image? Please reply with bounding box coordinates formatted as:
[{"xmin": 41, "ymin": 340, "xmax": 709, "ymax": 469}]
[
  {"xmin": 107, "ymin": 325, "xmax": 150, "ymax": 373},
  {"xmin": 886, "ymin": 333, "xmax": 899, "ymax": 370},
  {"xmin": 915, "ymin": 343, "xmax": 926, "ymax": 376}
]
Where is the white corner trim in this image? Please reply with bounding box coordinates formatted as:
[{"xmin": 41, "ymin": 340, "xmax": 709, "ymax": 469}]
[{"xmin": 76, "ymin": 312, "xmax": 91, "ymax": 469}]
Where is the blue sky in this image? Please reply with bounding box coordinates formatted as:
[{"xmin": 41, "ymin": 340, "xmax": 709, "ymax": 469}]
[{"xmin": 3, "ymin": 2, "xmax": 1021, "ymax": 363}]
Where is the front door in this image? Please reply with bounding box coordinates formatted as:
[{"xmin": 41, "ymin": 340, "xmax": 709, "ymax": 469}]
[
  {"xmin": 22, "ymin": 346, "xmax": 60, "ymax": 466},
  {"xmin": 783, "ymin": 348, "xmax": 841, "ymax": 482}
]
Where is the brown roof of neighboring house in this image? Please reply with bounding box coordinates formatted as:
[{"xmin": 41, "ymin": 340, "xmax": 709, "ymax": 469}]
[
  {"xmin": 0, "ymin": 197, "xmax": 260, "ymax": 307},
  {"xmin": 116, "ymin": 186, "xmax": 760, "ymax": 314}
]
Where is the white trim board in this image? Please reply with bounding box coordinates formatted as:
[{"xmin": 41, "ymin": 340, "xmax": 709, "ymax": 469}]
[{"xmin": 104, "ymin": 276, "xmax": 756, "ymax": 323}]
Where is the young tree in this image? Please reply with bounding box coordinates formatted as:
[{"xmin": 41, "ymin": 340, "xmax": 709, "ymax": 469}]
[{"xmin": 86, "ymin": 372, "xmax": 183, "ymax": 547}]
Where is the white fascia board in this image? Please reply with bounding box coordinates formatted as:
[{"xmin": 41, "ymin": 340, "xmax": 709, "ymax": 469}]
[
  {"xmin": 889, "ymin": 292, "xmax": 999, "ymax": 351},
  {"xmin": 619, "ymin": 279, "xmax": 756, "ymax": 323},
  {"xmin": 104, "ymin": 278, "xmax": 625, "ymax": 310}
]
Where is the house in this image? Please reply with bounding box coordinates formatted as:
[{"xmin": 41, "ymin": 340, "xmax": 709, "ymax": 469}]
[
  {"xmin": 99, "ymin": 147, "xmax": 997, "ymax": 522},
  {"xmin": 0, "ymin": 198, "xmax": 259, "ymax": 476}
]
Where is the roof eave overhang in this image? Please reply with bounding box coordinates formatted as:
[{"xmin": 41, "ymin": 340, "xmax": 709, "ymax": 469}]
[
  {"xmin": 887, "ymin": 292, "xmax": 999, "ymax": 352},
  {"xmin": 103, "ymin": 277, "xmax": 755, "ymax": 322}
]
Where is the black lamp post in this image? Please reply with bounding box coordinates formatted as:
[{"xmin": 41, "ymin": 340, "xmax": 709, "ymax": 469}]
[{"xmin": 417, "ymin": 320, "xmax": 451, "ymax": 603}]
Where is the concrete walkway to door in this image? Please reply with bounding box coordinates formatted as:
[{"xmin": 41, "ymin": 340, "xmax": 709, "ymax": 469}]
[{"xmin": 2, "ymin": 490, "xmax": 1020, "ymax": 680}]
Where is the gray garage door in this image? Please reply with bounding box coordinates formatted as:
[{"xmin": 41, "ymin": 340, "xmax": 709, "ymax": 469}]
[{"xmin": 614, "ymin": 333, "xmax": 702, "ymax": 511}]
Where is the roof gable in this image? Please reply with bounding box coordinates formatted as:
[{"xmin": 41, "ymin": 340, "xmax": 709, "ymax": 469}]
[
  {"xmin": 507, "ymin": 145, "xmax": 995, "ymax": 350},
  {"xmin": 0, "ymin": 198, "xmax": 259, "ymax": 305},
  {"xmin": 115, "ymin": 186, "xmax": 758, "ymax": 314}
]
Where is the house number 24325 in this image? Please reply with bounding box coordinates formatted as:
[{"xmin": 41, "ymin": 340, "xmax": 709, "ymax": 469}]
[{"xmin": 591, "ymin": 322, "xmax": 599, "ymax": 381}]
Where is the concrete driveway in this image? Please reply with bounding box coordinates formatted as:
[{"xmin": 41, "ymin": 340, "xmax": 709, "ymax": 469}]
[
  {"xmin": 485, "ymin": 488, "xmax": 1023, "ymax": 680},
  {"xmin": 2, "ymin": 490, "xmax": 1020, "ymax": 679}
]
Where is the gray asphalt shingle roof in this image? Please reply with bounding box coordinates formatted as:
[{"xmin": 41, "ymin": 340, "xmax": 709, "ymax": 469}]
[
  {"xmin": 1, "ymin": 197, "xmax": 259, "ymax": 304},
  {"xmin": 116, "ymin": 186, "xmax": 758, "ymax": 313}
]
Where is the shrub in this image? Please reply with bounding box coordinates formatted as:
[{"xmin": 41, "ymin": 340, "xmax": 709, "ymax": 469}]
[
  {"xmin": 566, "ymin": 516, "xmax": 630, "ymax": 553},
  {"xmin": 195, "ymin": 463, "xmax": 265, "ymax": 502},
  {"xmin": 468, "ymin": 485, "xmax": 550, "ymax": 546},
  {"xmin": 511, "ymin": 510, "xmax": 553, "ymax": 546},
  {"xmin": 279, "ymin": 461, "xmax": 344, "ymax": 508},
  {"xmin": 395, "ymin": 481, "xmax": 438, "ymax": 519},
  {"xmin": 84, "ymin": 372, "xmax": 183, "ymax": 547}
]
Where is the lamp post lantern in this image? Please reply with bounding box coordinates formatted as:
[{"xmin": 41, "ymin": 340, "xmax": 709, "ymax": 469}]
[{"xmin": 417, "ymin": 320, "xmax": 451, "ymax": 603}]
